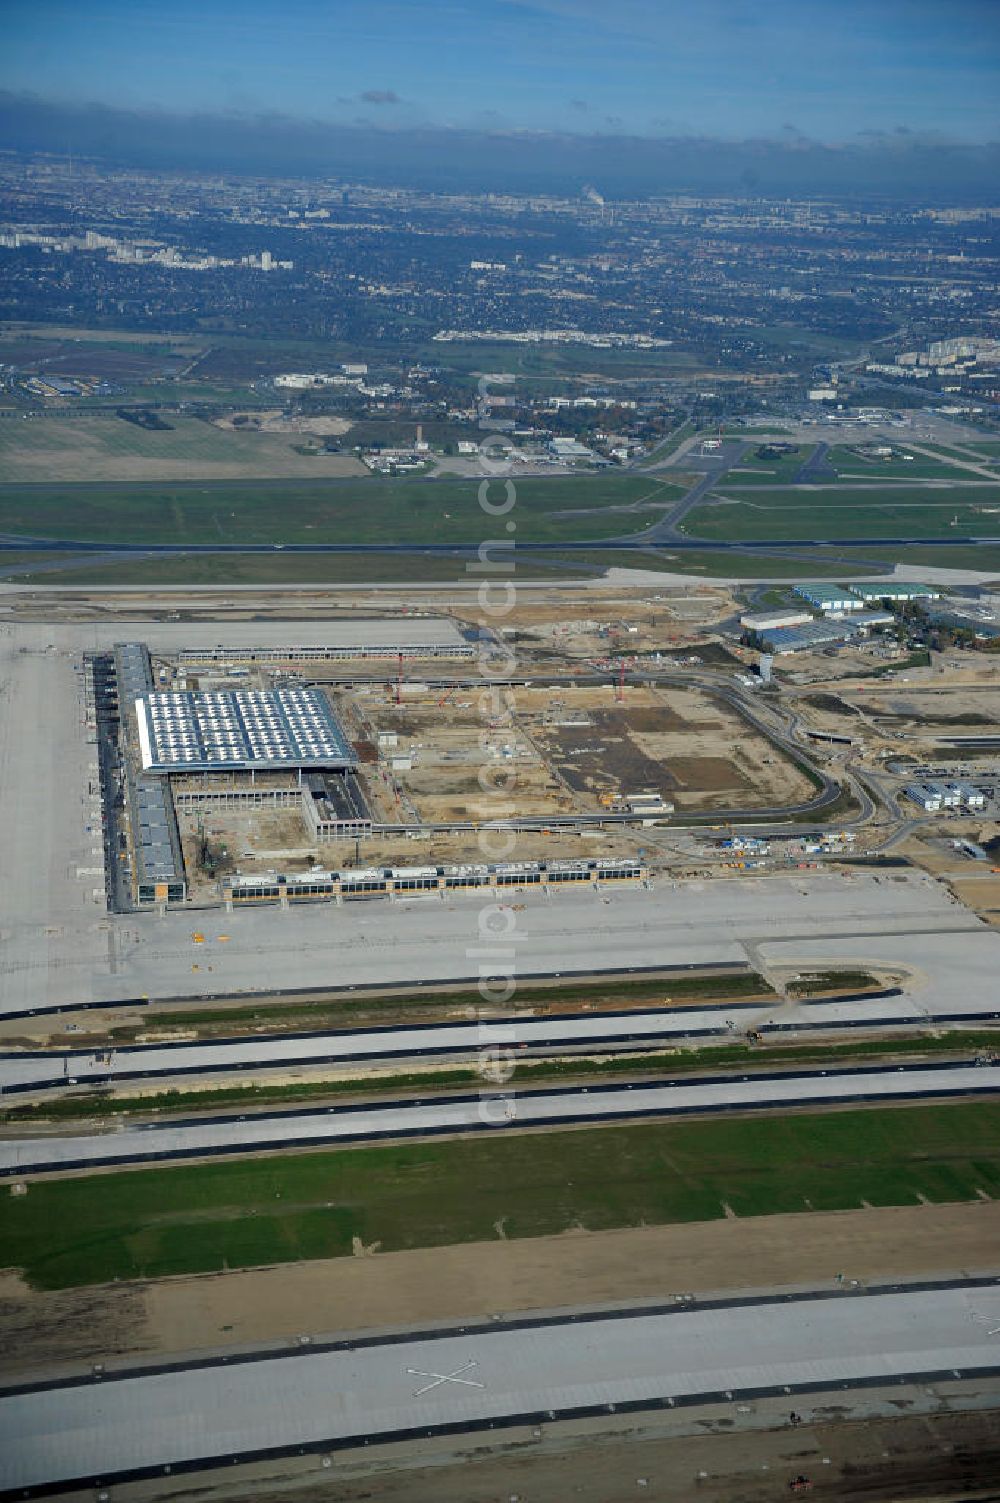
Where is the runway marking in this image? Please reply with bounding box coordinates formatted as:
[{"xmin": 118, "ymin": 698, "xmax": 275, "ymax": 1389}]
[
  {"xmin": 407, "ymin": 1359, "xmax": 484, "ymax": 1396},
  {"xmin": 969, "ymin": 1307, "xmax": 1000, "ymax": 1337}
]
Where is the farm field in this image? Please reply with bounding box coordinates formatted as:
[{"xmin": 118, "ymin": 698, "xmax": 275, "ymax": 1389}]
[
  {"xmin": 0, "ymin": 414, "xmax": 367, "ymax": 482},
  {"xmin": 2, "ymin": 1101, "xmax": 996, "ymax": 1290},
  {"xmin": 684, "ymin": 483, "xmax": 1000, "ymax": 542},
  {"xmin": 0, "ymin": 473, "xmax": 686, "ymax": 545}
]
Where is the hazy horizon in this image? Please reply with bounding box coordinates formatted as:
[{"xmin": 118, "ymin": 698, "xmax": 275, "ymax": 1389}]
[{"xmin": 3, "ymin": 90, "xmax": 1000, "ymax": 200}]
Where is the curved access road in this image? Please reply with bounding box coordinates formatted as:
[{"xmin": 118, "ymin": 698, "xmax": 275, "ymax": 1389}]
[
  {"xmin": 5, "ymin": 987, "xmax": 1000, "ymax": 1099},
  {"xmin": 1, "ymin": 1278, "xmax": 998, "ymax": 1498},
  {"xmin": 2, "ymin": 1061, "xmax": 998, "ymax": 1177}
]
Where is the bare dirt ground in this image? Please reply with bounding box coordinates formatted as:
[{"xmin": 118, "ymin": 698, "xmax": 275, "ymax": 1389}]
[
  {"xmin": 214, "ymin": 1408, "xmax": 1000, "ymax": 1503},
  {"xmin": 212, "ymin": 410, "xmax": 353, "ymax": 438},
  {"xmin": 1, "ymin": 1201, "xmax": 996, "ymax": 1382}
]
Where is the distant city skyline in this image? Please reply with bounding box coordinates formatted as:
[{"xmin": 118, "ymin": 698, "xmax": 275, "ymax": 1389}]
[{"xmin": 4, "ymin": 0, "xmax": 999, "ymax": 144}]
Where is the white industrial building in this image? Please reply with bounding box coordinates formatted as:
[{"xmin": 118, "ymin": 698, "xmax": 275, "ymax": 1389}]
[
  {"xmin": 905, "ymin": 781, "xmax": 984, "ymax": 812},
  {"xmin": 740, "ymin": 609, "xmax": 813, "ymax": 632},
  {"xmin": 850, "ymin": 582, "xmax": 940, "ymax": 604},
  {"xmin": 951, "ymin": 782, "xmax": 987, "ymax": 809},
  {"xmin": 176, "ymin": 618, "xmax": 474, "ymax": 663}
]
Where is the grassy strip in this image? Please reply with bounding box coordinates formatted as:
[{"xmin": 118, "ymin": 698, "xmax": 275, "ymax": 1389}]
[
  {"xmin": 786, "ymin": 970, "xmax": 876, "ymax": 996},
  {"xmin": 0, "ymin": 553, "xmax": 543, "ymax": 586},
  {"xmin": 110, "ymin": 972, "xmax": 774, "ymax": 1040},
  {"xmin": 638, "ymin": 419, "xmax": 694, "ymax": 466},
  {"xmin": 2, "ymin": 1101, "xmax": 997, "ymax": 1290},
  {"xmin": 7, "ymin": 1028, "xmax": 996, "ymax": 1127},
  {"xmin": 684, "ymin": 486, "xmax": 1000, "ymax": 544},
  {"xmin": 0, "ymin": 547, "xmax": 907, "ymax": 587},
  {"xmin": 0, "ymin": 473, "xmax": 685, "ymax": 547}
]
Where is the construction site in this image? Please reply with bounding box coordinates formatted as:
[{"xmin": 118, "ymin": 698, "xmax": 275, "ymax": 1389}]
[
  {"xmin": 67, "ymin": 590, "xmax": 825, "ymax": 908},
  {"xmin": 132, "ymin": 670, "xmax": 813, "ymax": 903},
  {"xmin": 28, "ymin": 577, "xmax": 1000, "ymax": 923}
]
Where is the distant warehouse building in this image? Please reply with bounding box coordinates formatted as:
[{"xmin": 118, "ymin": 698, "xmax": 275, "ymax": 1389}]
[
  {"xmin": 176, "ymin": 618, "xmax": 475, "ymax": 663},
  {"xmin": 759, "ymin": 611, "xmax": 892, "ymax": 655},
  {"xmin": 905, "ymin": 783, "xmax": 944, "ymax": 812},
  {"xmin": 758, "ymin": 621, "xmax": 853, "ymax": 655},
  {"xmin": 846, "ymin": 609, "xmax": 895, "ymax": 630},
  {"xmin": 849, "ymin": 582, "xmax": 940, "ymax": 604},
  {"xmin": 740, "ymin": 609, "xmax": 813, "ymax": 633},
  {"xmin": 928, "ymin": 610, "xmax": 1000, "ymax": 642},
  {"xmin": 794, "ymin": 584, "xmax": 865, "ymax": 616}
]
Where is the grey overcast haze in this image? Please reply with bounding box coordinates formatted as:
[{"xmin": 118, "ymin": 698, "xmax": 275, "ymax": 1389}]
[{"xmin": 2, "ymin": 0, "xmax": 1000, "ymax": 195}]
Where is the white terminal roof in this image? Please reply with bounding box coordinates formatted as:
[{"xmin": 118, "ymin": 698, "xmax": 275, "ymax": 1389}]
[{"xmin": 136, "ymin": 688, "xmax": 355, "ymax": 773}]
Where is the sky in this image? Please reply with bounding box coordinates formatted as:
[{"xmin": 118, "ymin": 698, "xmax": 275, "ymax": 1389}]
[{"xmin": 4, "ymin": 0, "xmax": 1000, "ymax": 144}]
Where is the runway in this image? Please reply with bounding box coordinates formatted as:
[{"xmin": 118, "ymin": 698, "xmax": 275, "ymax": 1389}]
[
  {"xmin": 4, "ymin": 984, "xmax": 1000, "ymax": 1098},
  {"xmin": 2, "ymin": 1060, "xmax": 998, "ymax": 1176},
  {"xmin": 1, "ymin": 1278, "xmax": 998, "ymax": 1497}
]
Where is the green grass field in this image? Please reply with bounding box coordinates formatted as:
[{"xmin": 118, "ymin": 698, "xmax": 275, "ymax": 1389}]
[
  {"xmin": 0, "ymin": 545, "xmax": 903, "ymax": 586},
  {"xmin": 851, "ymin": 544, "xmax": 1000, "ymax": 574},
  {"xmin": 723, "ymin": 446, "xmax": 816, "ymax": 485},
  {"xmin": 0, "ymin": 552, "xmax": 571, "ymax": 585},
  {"xmin": 0, "ymin": 473, "xmax": 685, "ymax": 546},
  {"xmin": 821, "ymin": 446, "xmax": 995, "ymax": 483},
  {"xmin": 412, "ymin": 340, "xmax": 703, "ymax": 378},
  {"xmin": 685, "ymin": 483, "xmax": 1000, "ymax": 542},
  {"xmin": 2, "ymin": 1102, "xmax": 997, "ymax": 1290},
  {"xmin": 0, "ymin": 415, "xmax": 366, "ymax": 483}
]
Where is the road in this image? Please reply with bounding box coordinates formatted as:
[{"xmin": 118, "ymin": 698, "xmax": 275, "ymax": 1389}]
[
  {"xmin": 2, "ymin": 1061, "xmax": 998, "ymax": 1175},
  {"xmin": 1, "ymin": 1278, "xmax": 998, "ymax": 1496}
]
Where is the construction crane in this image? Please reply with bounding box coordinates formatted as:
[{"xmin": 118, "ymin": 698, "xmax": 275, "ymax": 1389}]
[{"xmin": 437, "ymin": 686, "xmax": 458, "ymax": 708}]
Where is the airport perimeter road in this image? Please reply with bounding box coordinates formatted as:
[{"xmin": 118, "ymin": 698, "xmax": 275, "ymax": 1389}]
[
  {"xmin": 3, "ymin": 985, "xmax": 1000, "ymax": 1097},
  {"xmin": 2, "ymin": 1061, "xmax": 998, "ymax": 1176},
  {"xmin": 1, "ymin": 1279, "xmax": 998, "ymax": 1496}
]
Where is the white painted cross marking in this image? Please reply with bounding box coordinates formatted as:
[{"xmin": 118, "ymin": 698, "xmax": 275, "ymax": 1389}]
[{"xmin": 406, "ymin": 1360, "xmax": 485, "ymax": 1397}]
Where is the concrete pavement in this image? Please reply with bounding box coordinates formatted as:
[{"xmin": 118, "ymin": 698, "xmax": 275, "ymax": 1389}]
[
  {"xmin": 2, "ymin": 1279, "xmax": 998, "ymax": 1496},
  {"xmin": 2, "ymin": 1061, "xmax": 997, "ymax": 1176}
]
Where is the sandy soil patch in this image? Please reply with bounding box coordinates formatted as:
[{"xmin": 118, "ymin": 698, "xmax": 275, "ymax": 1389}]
[
  {"xmin": 1, "ymin": 1200, "xmax": 995, "ymax": 1381},
  {"xmin": 213, "ymin": 410, "xmax": 353, "ymax": 437},
  {"xmin": 230, "ymin": 1408, "xmax": 1000, "ymax": 1503}
]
